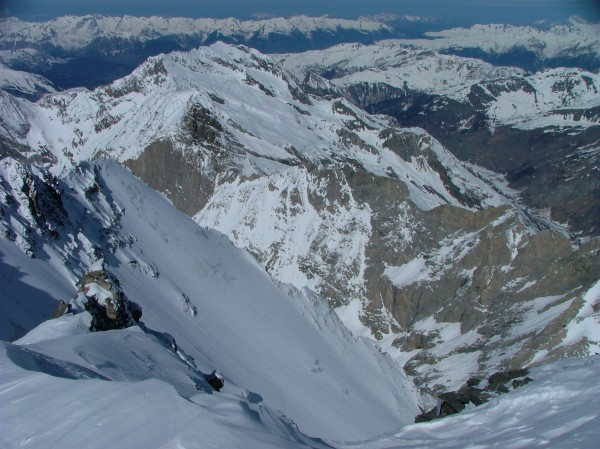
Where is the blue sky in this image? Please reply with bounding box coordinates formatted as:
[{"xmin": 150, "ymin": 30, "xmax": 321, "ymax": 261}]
[{"xmin": 3, "ymin": 0, "xmax": 599, "ymax": 24}]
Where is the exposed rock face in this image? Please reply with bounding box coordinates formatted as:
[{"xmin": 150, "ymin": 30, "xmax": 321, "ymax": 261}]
[
  {"xmin": 197, "ymin": 150, "xmax": 600, "ymax": 391},
  {"xmin": 205, "ymin": 370, "xmax": 225, "ymax": 391},
  {"xmin": 51, "ymin": 300, "xmax": 69, "ymax": 319},
  {"xmin": 337, "ymin": 71, "xmax": 600, "ymax": 238},
  {"xmin": 277, "ymin": 42, "xmax": 600, "ymax": 238},
  {"xmin": 364, "ymin": 93, "xmax": 600, "ymax": 237},
  {"xmin": 0, "ymin": 158, "xmax": 67, "ymax": 256},
  {"xmin": 124, "ymin": 140, "xmax": 220, "ymax": 217}
]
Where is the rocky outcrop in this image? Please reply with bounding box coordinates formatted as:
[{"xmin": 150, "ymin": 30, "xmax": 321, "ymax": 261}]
[
  {"xmin": 196, "ymin": 148, "xmax": 600, "ymax": 391},
  {"xmin": 124, "ymin": 139, "xmax": 222, "ymax": 217},
  {"xmin": 204, "ymin": 370, "xmax": 225, "ymax": 391},
  {"xmin": 416, "ymin": 369, "xmax": 533, "ymax": 422},
  {"xmin": 66, "ymin": 265, "xmax": 142, "ymax": 331},
  {"xmin": 0, "ymin": 158, "xmax": 67, "ymax": 256}
]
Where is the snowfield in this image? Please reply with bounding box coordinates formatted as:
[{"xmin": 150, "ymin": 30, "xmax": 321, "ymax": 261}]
[{"xmin": 2, "ymin": 332, "xmax": 599, "ymax": 448}]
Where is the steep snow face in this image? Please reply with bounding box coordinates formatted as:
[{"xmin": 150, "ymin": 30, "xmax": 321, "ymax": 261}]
[
  {"xmin": 0, "ymin": 158, "xmax": 421, "ymax": 441},
  {"xmin": 5, "ymin": 42, "xmax": 503, "ymax": 212},
  {"xmin": 196, "ymin": 166, "xmax": 373, "ymax": 301},
  {"xmin": 0, "ymin": 91, "xmax": 33, "ymax": 148}
]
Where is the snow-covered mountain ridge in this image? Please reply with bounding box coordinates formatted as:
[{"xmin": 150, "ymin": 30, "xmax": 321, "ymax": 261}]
[
  {"xmin": 2, "ymin": 14, "xmax": 598, "ymax": 94},
  {"xmin": 0, "ymin": 14, "xmax": 392, "ymax": 51},
  {"xmin": 1, "ymin": 42, "xmax": 502, "ymax": 212},
  {"xmin": 0, "ymin": 14, "xmax": 399, "ymax": 91},
  {"xmin": 2, "ymin": 42, "xmax": 599, "ymax": 393},
  {"xmin": 0, "ymin": 63, "xmax": 55, "ymax": 100},
  {"xmin": 1, "ymin": 15, "xmax": 597, "ymax": 66},
  {"xmin": 277, "ymin": 40, "xmax": 600, "ymax": 237},
  {"xmin": 277, "ymin": 41, "xmax": 600, "ymax": 130},
  {"xmin": 421, "ymin": 18, "xmax": 600, "ymax": 69}
]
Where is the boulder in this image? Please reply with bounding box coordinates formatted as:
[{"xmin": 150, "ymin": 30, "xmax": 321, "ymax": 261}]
[{"xmin": 205, "ymin": 370, "xmax": 225, "ymax": 391}]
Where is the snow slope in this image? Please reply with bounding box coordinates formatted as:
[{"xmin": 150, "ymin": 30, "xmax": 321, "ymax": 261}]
[
  {"xmin": 3, "ymin": 329, "xmax": 600, "ymax": 448},
  {"xmin": 0, "ymin": 157, "xmax": 421, "ymax": 441},
  {"xmin": 339, "ymin": 356, "xmax": 600, "ymax": 449},
  {"xmin": 0, "ymin": 337, "xmax": 328, "ymax": 449}
]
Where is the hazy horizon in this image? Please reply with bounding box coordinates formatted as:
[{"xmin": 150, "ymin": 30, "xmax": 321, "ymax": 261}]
[{"xmin": 3, "ymin": 0, "xmax": 600, "ymax": 26}]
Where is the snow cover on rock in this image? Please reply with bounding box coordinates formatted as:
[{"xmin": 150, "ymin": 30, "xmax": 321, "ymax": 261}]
[
  {"xmin": 419, "ymin": 18, "xmax": 600, "ymax": 62},
  {"xmin": 3, "ymin": 41, "xmax": 597, "ymax": 395},
  {"xmin": 195, "ymin": 166, "xmax": 372, "ymax": 297},
  {"xmin": 1, "ymin": 42, "xmax": 505, "ymax": 211},
  {"xmin": 277, "ymin": 41, "xmax": 600, "ymax": 130},
  {"xmin": 276, "ymin": 41, "xmax": 522, "ymax": 100},
  {"xmin": 0, "ymin": 63, "xmax": 55, "ymax": 99},
  {"xmin": 0, "ymin": 157, "xmax": 421, "ymax": 441}
]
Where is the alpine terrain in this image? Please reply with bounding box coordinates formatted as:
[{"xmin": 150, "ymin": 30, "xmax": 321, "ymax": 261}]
[{"xmin": 1, "ymin": 13, "xmax": 600, "ymax": 449}]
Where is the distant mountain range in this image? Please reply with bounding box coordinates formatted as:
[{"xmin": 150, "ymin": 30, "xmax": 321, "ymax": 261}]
[{"xmin": 0, "ymin": 15, "xmax": 598, "ymax": 91}]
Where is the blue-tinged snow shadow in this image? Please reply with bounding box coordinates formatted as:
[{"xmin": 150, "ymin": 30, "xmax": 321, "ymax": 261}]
[
  {"xmin": 0, "ymin": 254, "xmax": 60, "ymax": 341},
  {"xmin": 4, "ymin": 342, "xmax": 110, "ymax": 380}
]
